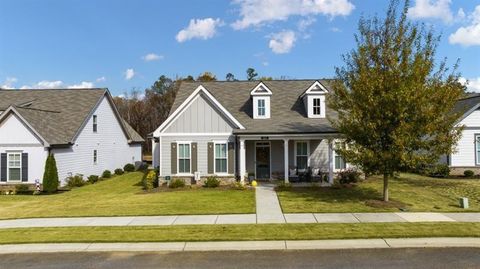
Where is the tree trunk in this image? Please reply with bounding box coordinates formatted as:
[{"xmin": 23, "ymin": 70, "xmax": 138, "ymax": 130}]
[{"xmin": 383, "ymin": 173, "xmax": 389, "ymax": 202}]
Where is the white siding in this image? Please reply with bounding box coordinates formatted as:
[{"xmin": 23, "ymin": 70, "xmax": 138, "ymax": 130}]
[
  {"xmin": 0, "ymin": 113, "xmax": 48, "ymax": 183},
  {"xmin": 451, "ymin": 128, "xmax": 480, "ymax": 167},
  {"xmin": 160, "ymin": 135, "xmax": 234, "ymax": 176},
  {"xmin": 459, "ymin": 110, "xmax": 480, "ymax": 127},
  {"xmin": 52, "ymin": 96, "xmax": 142, "ymax": 182}
]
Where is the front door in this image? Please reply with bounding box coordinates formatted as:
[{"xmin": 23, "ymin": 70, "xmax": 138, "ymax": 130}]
[{"xmin": 255, "ymin": 142, "xmax": 270, "ymax": 179}]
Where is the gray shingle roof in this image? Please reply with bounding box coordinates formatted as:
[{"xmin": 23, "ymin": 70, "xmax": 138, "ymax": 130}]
[
  {"xmin": 170, "ymin": 80, "xmax": 339, "ymax": 134},
  {"xmin": 0, "ymin": 88, "xmax": 144, "ymax": 145}
]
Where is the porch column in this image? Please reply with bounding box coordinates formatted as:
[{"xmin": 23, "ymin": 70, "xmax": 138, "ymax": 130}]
[
  {"xmin": 239, "ymin": 138, "xmax": 246, "ymax": 184},
  {"xmin": 328, "ymin": 139, "xmax": 334, "ymax": 184},
  {"xmin": 283, "ymin": 138, "xmax": 289, "ymax": 183}
]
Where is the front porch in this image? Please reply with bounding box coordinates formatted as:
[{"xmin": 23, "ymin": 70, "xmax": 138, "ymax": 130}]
[{"xmin": 238, "ymin": 134, "xmax": 341, "ymax": 185}]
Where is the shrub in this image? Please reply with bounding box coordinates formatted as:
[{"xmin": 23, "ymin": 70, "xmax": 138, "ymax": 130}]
[
  {"xmin": 66, "ymin": 174, "xmax": 86, "ymax": 188},
  {"xmin": 337, "ymin": 169, "xmax": 361, "ymax": 184},
  {"xmin": 142, "ymin": 170, "xmax": 157, "ymax": 191},
  {"xmin": 15, "ymin": 184, "xmax": 30, "ymax": 194},
  {"xmin": 114, "ymin": 168, "xmax": 124, "ymax": 175},
  {"xmin": 102, "ymin": 170, "xmax": 112, "ymax": 179},
  {"xmin": 87, "ymin": 175, "xmax": 99, "ymax": 184},
  {"xmin": 204, "ymin": 176, "xmax": 220, "ymax": 188},
  {"xmin": 136, "ymin": 162, "xmax": 149, "ymax": 172},
  {"xmin": 276, "ymin": 182, "xmax": 292, "ymax": 191},
  {"xmin": 42, "ymin": 154, "xmax": 59, "ymax": 193},
  {"xmin": 427, "ymin": 164, "xmax": 450, "ymax": 178},
  {"xmin": 169, "ymin": 178, "xmax": 185, "ymax": 189},
  {"xmin": 464, "ymin": 170, "xmax": 474, "ymax": 177},
  {"xmin": 231, "ymin": 181, "xmax": 246, "ymax": 190},
  {"xmin": 123, "ymin": 163, "xmax": 135, "ymax": 172}
]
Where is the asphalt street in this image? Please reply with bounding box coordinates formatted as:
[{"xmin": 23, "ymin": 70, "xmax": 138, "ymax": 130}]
[{"xmin": 1, "ymin": 248, "xmax": 479, "ymax": 269}]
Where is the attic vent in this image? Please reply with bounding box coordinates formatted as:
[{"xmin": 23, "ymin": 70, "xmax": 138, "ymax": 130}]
[{"xmin": 257, "ymin": 85, "xmax": 268, "ymax": 92}]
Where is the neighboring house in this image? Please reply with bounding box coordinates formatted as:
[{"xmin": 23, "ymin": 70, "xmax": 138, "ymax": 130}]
[
  {"xmin": 0, "ymin": 88, "xmax": 144, "ymax": 185},
  {"xmin": 152, "ymin": 80, "xmax": 349, "ymax": 184},
  {"xmin": 446, "ymin": 93, "xmax": 480, "ymax": 175}
]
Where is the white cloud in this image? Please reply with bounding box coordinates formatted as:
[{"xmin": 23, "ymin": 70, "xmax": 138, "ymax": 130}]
[
  {"xmin": 142, "ymin": 53, "xmax": 164, "ymax": 62},
  {"xmin": 460, "ymin": 77, "xmax": 480, "ymax": 92},
  {"xmin": 269, "ymin": 30, "xmax": 296, "ymax": 54},
  {"xmin": 96, "ymin": 76, "xmax": 106, "ymax": 82},
  {"xmin": 35, "ymin": 80, "xmax": 65, "ymax": 88},
  {"xmin": 330, "ymin": 27, "xmax": 342, "ymax": 32},
  {"xmin": 231, "ymin": 0, "xmax": 355, "ymax": 30},
  {"xmin": 124, "ymin": 68, "xmax": 135, "ymax": 80},
  {"xmin": 449, "ymin": 5, "xmax": 480, "ymax": 46},
  {"xmin": 67, "ymin": 81, "xmax": 95, "ymax": 89},
  {"xmin": 176, "ymin": 18, "xmax": 223, "ymax": 42},
  {"xmin": 298, "ymin": 17, "xmax": 316, "ymax": 32},
  {"xmin": 1, "ymin": 77, "xmax": 18, "ymax": 89},
  {"xmin": 408, "ymin": 0, "xmax": 454, "ymax": 23}
]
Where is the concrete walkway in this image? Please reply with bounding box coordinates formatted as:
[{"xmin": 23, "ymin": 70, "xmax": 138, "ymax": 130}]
[
  {"xmin": 255, "ymin": 184, "xmax": 285, "ymax": 223},
  {"xmin": 0, "ymin": 238, "xmax": 479, "ymax": 253}
]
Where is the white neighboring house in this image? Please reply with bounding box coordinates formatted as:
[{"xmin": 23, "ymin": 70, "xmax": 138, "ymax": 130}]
[
  {"xmin": 446, "ymin": 94, "xmax": 480, "ymax": 174},
  {"xmin": 0, "ymin": 88, "xmax": 144, "ymax": 185}
]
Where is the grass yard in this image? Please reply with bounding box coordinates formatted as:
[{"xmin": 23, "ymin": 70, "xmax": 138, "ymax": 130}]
[
  {"xmin": 278, "ymin": 173, "xmax": 480, "ymax": 213},
  {"xmin": 0, "ymin": 172, "xmax": 255, "ymax": 220},
  {"xmin": 0, "ymin": 222, "xmax": 479, "ymax": 244}
]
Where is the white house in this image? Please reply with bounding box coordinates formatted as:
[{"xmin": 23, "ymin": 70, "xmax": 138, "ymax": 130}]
[{"xmin": 0, "ymin": 88, "xmax": 143, "ymax": 185}]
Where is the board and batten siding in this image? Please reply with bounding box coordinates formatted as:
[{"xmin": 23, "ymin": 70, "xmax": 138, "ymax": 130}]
[
  {"xmin": 163, "ymin": 94, "xmax": 235, "ymax": 133},
  {"xmin": 52, "ymin": 96, "xmax": 142, "ymax": 183},
  {"xmin": 0, "ymin": 113, "xmax": 48, "ymax": 183},
  {"xmin": 160, "ymin": 135, "xmax": 235, "ymax": 177}
]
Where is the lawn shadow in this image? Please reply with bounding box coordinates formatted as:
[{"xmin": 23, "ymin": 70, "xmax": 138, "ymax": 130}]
[{"xmin": 281, "ymin": 185, "xmax": 383, "ymax": 204}]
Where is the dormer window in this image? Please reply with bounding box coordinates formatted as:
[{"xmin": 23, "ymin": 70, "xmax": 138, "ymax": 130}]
[
  {"xmin": 301, "ymin": 81, "xmax": 328, "ymax": 118},
  {"xmin": 251, "ymin": 82, "xmax": 272, "ymax": 119}
]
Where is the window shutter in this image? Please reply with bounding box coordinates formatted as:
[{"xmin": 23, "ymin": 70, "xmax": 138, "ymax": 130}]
[
  {"xmin": 228, "ymin": 142, "xmax": 234, "ymax": 174},
  {"xmin": 207, "ymin": 142, "xmax": 214, "ymax": 174},
  {"xmin": 191, "ymin": 143, "xmax": 198, "ymax": 173},
  {"xmin": 0, "ymin": 153, "xmax": 6, "ymax": 182},
  {"xmin": 171, "ymin": 143, "xmax": 177, "ymax": 174},
  {"xmin": 21, "ymin": 153, "xmax": 28, "ymax": 182}
]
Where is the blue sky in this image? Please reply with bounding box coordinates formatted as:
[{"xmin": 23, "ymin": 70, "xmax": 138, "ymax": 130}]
[{"xmin": 0, "ymin": 0, "xmax": 479, "ymax": 95}]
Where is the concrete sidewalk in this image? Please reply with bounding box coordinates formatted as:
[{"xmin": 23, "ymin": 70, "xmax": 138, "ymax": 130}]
[
  {"xmin": 255, "ymin": 184, "xmax": 285, "ymax": 223},
  {"xmin": 0, "ymin": 212, "xmax": 478, "ymax": 229},
  {"xmin": 0, "ymin": 238, "xmax": 479, "ymax": 254}
]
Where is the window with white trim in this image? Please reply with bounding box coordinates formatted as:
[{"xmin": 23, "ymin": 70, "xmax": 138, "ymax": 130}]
[
  {"xmin": 476, "ymin": 135, "xmax": 480, "ymax": 165},
  {"xmin": 93, "ymin": 150, "xmax": 98, "ymax": 165},
  {"xmin": 93, "ymin": 115, "xmax": 97, "ymax": 132},
  {"xmin": 258, "ymin": 99, "xmax": 265, "ymax": 117},
  {"xmin": 8, "ymin": 152, "xmax": 21, "ymax": 181},
  {"xmin": 215, "ymin": 143, "xmax": 227, "ymax": 173},
  {"xmin": 313, "ymin": 98, "xmax": 321, "ymax": 115},
  {"xmin": 335, "ymin": 142, "xmax": 347, "ymax": 170},
  {"xmin": 178, "ymin": 143, "xmax": 191, "ymax": 173},
  {"xmin": 296, "ymin": 142, "xmax": 308, "ymax": 171}
]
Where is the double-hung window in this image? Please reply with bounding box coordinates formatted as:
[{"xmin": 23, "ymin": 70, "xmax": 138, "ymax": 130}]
[
  {"xmin": 93, "ymin": 115, "xmax": 98, "ymax": 132},
  {"xmin": 335, "ymin": 142, "xmax": 347, "ymax": 170},
  {"xmin": 476, "ymin": 135, "xmax": 480, "ymax": 165},
  {"xmin": 8, "ymin": 152, "xmax": 21, "ymax": 181},
  {"xmin": 258, "ymin": 99, "xmax": 266, "ymax": 117},
  {"xmin": 178, "ymin": 143, "xmax": 191, "ymax": 174},
  {"xmin": 313, "ymin": 98, "xmax": 321, "ymax": 115},
  {"xmin": 296, "ymin": 142, "xmax": 308, "ymax": 171},
  {"xmin": 215, "ymin": 143, "xmax": 227, "ymax": 173}
]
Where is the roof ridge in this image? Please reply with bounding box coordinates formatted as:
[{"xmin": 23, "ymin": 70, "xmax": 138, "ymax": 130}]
[
  {"xmin": 179, "ymin": 79, "xmax": 334, "ymax": 83},
  {"xmin": 14, "ymin": 106, "xmax": 61, "ymax": 113},
  {"xmin": 0, "ymin": 88, "xmax": 107, "ymax": 91}
]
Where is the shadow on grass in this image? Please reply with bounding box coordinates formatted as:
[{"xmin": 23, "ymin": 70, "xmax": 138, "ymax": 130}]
[{"xmin": 279, "ymin": 186, "xmax": 383, "ymax": 204}]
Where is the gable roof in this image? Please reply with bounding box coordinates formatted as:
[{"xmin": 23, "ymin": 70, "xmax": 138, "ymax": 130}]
[
  {"xmin": 453, "ymin": 93, "xmax": 480, "ymax": 124},
  {"xmin": 169, "ymin": 80, "xmax": 338, "ymax": 134},
  {"xmin": 0, "ymin": 88, "xmax": 144, "ymax": 145}
]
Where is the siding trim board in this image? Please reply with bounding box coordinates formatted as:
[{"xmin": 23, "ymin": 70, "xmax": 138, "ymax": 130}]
[{"xmin": 475, "ymin": 133, "xmax": 480, "ymax": 166}]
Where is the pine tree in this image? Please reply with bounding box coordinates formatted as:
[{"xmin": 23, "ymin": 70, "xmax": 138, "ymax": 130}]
[{"xmin": 42, "ymin": 154, "xmax": 59, "ymax": 193}]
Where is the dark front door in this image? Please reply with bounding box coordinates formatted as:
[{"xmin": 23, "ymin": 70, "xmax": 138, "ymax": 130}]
[{"xmin": 255, "ymin": 143, "xmax": 270, "ymax": 179}]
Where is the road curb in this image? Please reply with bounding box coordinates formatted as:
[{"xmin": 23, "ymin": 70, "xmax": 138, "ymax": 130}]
[{"xmin": 0, "ymin": 238, "xmax": 479, "ymax": 253}]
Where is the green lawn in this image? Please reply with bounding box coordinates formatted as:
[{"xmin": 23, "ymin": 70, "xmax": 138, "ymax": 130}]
[
  {"xmin": 0, "ymin": 172, "xmax": 255, "ymax": 220},
  {"xmin": 278, "ymin": 173, "xmax": 480, "ymax": 213},
  {"xmin": 0, "ymin": 223, "xmax": 479, "ymax": 244}
]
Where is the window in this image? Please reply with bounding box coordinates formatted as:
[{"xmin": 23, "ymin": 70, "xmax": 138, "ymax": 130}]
[
  {"xmin": 215, "ymin": 143, "xmax": 228, "ymax": 173},
  {"xmin": 258, "ymin": 99, "xmax": 265, "ymax": 116},
  {"xmin": 8, "ymin": 153, "xmax": 21, "ymax": 181},
  {"xmin": 93, "ymin": 150, "xmax": 98, "ymax": 164},
  {"xmin": 93, "ymin": 115, "xmax": 97, "ymax": 132},
  {"xmin": 335, "ymin": 142, "xmax": 347, "ymax": 170},
  {"xmin": 178, "ymin": 143, "xmax": 191, "ymax": 173},
  {"xmin": 476, "ymin": 135, "xmax": 480, "ymax": 165},
  {"xmin": 313, "ymin": 98, "xmax": 321, "ymax": 115},
  {"xmin": 296, "ymin": 142, "xmax": 308, "ymax": 171}
]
